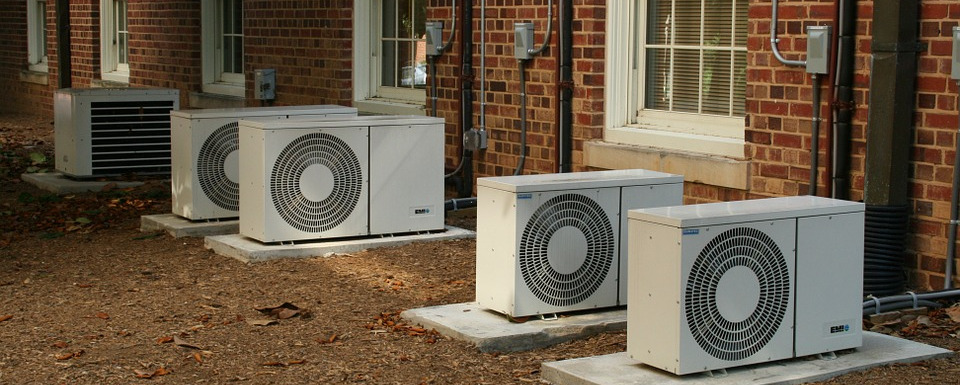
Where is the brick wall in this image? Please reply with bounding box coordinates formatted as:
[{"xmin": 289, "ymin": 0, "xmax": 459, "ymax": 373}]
[
  {"xmin": 430, "ymin": 0, "xmax": 608, "ymax": 179},
  {"xmin": 244, "ymin": 0, "xmax": 354, "ymax": 106},
  {"xmin": 0, "ymin": 1, "xmax": 49, "ymax": 115},
  {"xmin": 128, "ymin": 0, "xmax": 202, "ymax": 104}
]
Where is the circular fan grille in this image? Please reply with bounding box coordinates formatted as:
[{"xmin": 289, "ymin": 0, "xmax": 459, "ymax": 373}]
[
  {"xmin": 270, "ymin": 132, "xmax": 363, "ymax": 233},
  {"xmin": 197, "ymin": 122, "xmax": 240, "ymax": 211},
  {"xmin": 518, "ymin": 193, "xmax": 615, "ymax": 307},
  {"xmin": 685, "ymin": 227, "xmax": 790, "ymax": 362}
]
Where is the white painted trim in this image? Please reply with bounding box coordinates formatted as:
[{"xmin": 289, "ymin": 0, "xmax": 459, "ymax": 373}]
[
  {"xmin": 604, "ymin": 0, "xmax": 746, "ymax": 159},
  {"xmin": 26, "ymin": 0, "xmax": 48, "ymax": 73},
  {"xmin": 355, "ymin": 99, "xmax": 426, "ymax": 116},
  {"xmin": 99, "ymin": 0, "xmax": 129, "ymax": 83},
  {"xmin": 200, "ymin": 0, "xmax": 245, "ymax": 96},
  {"xmin": 353, "ymin": 0, "xmax": 425, "ymax": 105}
]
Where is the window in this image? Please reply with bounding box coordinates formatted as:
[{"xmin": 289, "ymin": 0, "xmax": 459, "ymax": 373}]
[
  {"xmin": 604, "ymin": 0, "xmax": 747, "ymax": 158},
  {"xmin": 26, "ymin": 0, "xmax": 48, "ymax": 73},
  {"xmin": 100, "ymin": 0, "xmax": 129, "ymax": 83},
  {"xmin": 353, "ymin": 0, "xmax": 427, "ymax": 114},
  {"xmin": 201, "ymin": 0, "xmax": 244, "ymax": 97}
]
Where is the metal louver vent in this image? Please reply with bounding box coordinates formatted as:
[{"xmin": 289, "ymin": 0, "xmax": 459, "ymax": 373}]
[
  {"xmin": 518, "ymin": 193, "xmax": 615, "ymax": 307},
  {"xmin": 89, "ymin": 100, "xmax": 175, "ymax": 175},
  {"xmin": 270, "ymin": 132, "xmax": 363, "ymax": 233},
  {"xmin": 685, "ymin": 227, "xmax": 790, "ymax": 362},
  {"xmin": 197, "ymin": 122, "xmax": 239, "ymax": 211}
]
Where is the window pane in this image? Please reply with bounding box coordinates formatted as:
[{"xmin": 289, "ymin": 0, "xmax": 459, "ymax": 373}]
[
  {"xmin": 37, "ymin": 1, "xmax": 47, "ymax": 62},
  {"xmin": 223, "ymin": 36, "xmax": 234, "ymax": 74},
  {"xmin": 232, "ymin": 36, "xmax": 243, "ymax": 73},
  {"xmin": 734, "ymin": 0, "xmax": 747, "ymax": 46},
  {"xmin": 672, "ymin": 48, "xmax": 700, "ymax": 113},
  {"xmin": 702, "ymin": 50, "xmax": 732, "ymax": 115},
  {"xmin": 413, "ymin": 0, "xmax": 426, "ymax": 38},
  {"xmin": 222, "ymin": 0, "xmax": 233, "ymax": 34},
  {"xmin": 645, "ymin": 47, "xmax": 670, "ymax": 111},
  {"xmin": 647, "ymin": 0, "xmax": 671, "ymax": 45},
  {"xmin": 381, "ymin": 40, "xmax": 397, "ymax": 87},
  {"xmin": 382, "ymin": 0, "xmax": 396, "ymax": 38},
  {"xmin": 703, "ymin": 0, "xmax": 732, "ymax": 47},
  {"xmin": 232, "ymin": 0, "xmax": 242, "ymax": 35},
  {"xmin": 674, "ymin": 0, "xmax": 701, "ymax": 45},
  {"xmin": 118, "ymin": 33, "xmax": 128, "ymax": 64},
  {"xmin": 398, "ymin": 39, "xmax": 414, "ymax": 88},
  {"xmin": 398, "ymin": 0, "xmax": 412, "ymax": 38},
  {"xmin": 732, "ymin": 50, "xmax": 746, "ymax": 115}
]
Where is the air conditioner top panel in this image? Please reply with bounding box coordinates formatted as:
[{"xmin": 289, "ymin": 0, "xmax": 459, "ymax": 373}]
[
  {"xmin": 55, "ymin": 88, "xmax": 180, "ymax": 97},
  {"xmin": 239, "ymin": 115, "xmax": 443, "ymax": 130},
  {"xmin": 478, "ymin": 169, "xmax": 683, "ymax": 193},
  {"xmin": 170, "ymin": 105, "xmax": 357, "ymax": 119},
  {"xmin": 628, "ymin": 196, "xmax": 864, "ymax": 228}
]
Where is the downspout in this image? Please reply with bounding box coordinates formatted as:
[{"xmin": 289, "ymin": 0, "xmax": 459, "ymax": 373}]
[
  {"xmin": 557, "ymin": 0, "xmax": 573, "ymax": 173},
  {"xmin": 458, "ymin": 1, "xmax": 474, "ymax": 197},
  {"xmin": 862, "ymin": 0, "xmax": 919, "ymax": 295},
  {"xmin": 831, "ymin": 0, "xmax": 856, "ymax": 200},
  {"xmin": 55, "ymin": 0, "xmax": 71, "ymax": 88}
]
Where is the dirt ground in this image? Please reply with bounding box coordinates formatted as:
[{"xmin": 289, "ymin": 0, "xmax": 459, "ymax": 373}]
[{"xmin": 0, "ymin": 111, "xmax": 959, "ymax": 384}]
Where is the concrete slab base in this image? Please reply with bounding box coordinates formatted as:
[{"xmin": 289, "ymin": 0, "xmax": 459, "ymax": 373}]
[
  {"xmin": 204, "ymin": 226, "xmax": 475, "ymax": 263},
  {"xmin": 141, "ymin": 213, "xmax": 239, "ymax": 238},
  {"xmin": 400, "ymin": 302, "xmax": 626, "ymax": 353},
  {"xmin": 21, "ymin": 172, "xmax": 144, "ymax": 194},
  {"xmin": 541, "ymin": 332, "xmax": 953, "ymax": 385}
]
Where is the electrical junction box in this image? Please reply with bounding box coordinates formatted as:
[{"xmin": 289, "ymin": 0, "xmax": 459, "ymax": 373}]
[
  {"xmin": 514, "ymin": 23, "xmax": 535, "ymax": 60},
  {"xmin": 952, "ymin": 26, "xmax": 960, "ymax": 80},
  {"xmin": 805, "ymin": 26, "xmax": 831, "ymax": 74},
  {"xmin": 254, "ymin": 69, "xmax": 276, "ymax": 100},
  {"xmin": 425, "ymin": 21, "xmax": 444, "ymax": 56}
]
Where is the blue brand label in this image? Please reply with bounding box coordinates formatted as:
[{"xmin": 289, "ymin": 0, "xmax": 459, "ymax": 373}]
[
  {"xmin": 518, "ymin": 193, "xmax": 533, "ymax": 200},
  {"xmin": 682, "ymin": 229, "xmax": 700, "ymax": 235}
]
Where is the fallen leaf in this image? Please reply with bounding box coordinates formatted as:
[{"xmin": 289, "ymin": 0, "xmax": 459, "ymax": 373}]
[
  {"xmin": 156, "ymin": 336, "xmax": 174, "ymax": 344},
  {"xmin": 73, "ymin": 283, "xmax": 93, "ymax": 288},
  {"xmin": 287, "ymin": 359, "xmax": 306, "ymax": 365},
  {"xmin": 52, "ymin": 341, "xmax": 69, "ymax": 348},
  {"xmin": 0, "ymin": 315, "xmax": 12, "ymax": 322},
  {"xmin": 94, "ymin": 312, "xmax": 110, "ymax": 320},
  {"xmin": 55, "ymin": 353, "xmax": 74, "ymax": 360},
  {"xmin": 193, "ymin": 352, "xmax": 203, "ymax": 363},
  {"xmin": 246, "ymin": 319, "xmax": 278, "ymax": 327},
  {"xmin": 134, "ymin": 367, "xmax": 170, "ymax": 379},
  {"xmin": 262, "ymin": 361, "xmax": 286, "ymax": 367},
  {"xmin": 173, "ymin": 335, "xmax": 201, "ymax": 350},
  {"xmin": 276, "ymin": 308, "xmax": 300, "ymax": 319},
  {"xmin": 946, "ymin": 306, "xmax": 960, "ymax": 323}
]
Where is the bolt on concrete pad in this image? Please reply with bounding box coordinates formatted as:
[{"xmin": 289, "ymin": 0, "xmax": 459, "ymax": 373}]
[
  {"xmin": 141, "ymin": 213, "xmax": 239, "ymax": 238},
  {"xmin": 21, "ymin": 172, "xmax": 144, "ymax": 194},
  {"xmin": 205, "ymin": 226, "xmax": 475, "ymax": 263},
  {"xmin": 541, "ymin": 332, "xmax": 952, "ymax": 385},
  {"xmin": 401, "ymin": 302, "xmax": 626, "ymax": 353}
]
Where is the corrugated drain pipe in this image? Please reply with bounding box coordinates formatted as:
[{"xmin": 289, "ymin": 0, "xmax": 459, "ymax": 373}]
[{"xmin": 831, "ymin": 0, "xmax": 856, "ymax": 200}]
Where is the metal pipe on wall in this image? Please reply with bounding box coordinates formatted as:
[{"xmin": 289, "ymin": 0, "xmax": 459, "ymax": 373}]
[
  {"xmin": 831, "ymin": 0, "xmax": 856, "ymax": 200},
  {"xmin": 557, "ymin": 0, "xmax": 573, "ymax": 173},
  {"xmin": 457, "ymin": 1, "xmax": 474, "ymax": 197}
]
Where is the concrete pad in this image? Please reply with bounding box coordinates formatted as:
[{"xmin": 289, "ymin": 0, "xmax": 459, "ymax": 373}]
[
  {"xmin": 401, "ymin": 302, "xmax": 626, "ymax": 353},
  {"xmin": 204, "ymin": 226, "xmax": 475, "ymax": 263},
  {"xmin": 141, "ymin": 213, "xmax": 239, "ymax": 238},
  {"xmin": 21, "ymin": 172, "xmax": 144, "ymax": 194},
  {"xmin": 541, "ymin": 332, "xmax": 953, "ymax": 385}
]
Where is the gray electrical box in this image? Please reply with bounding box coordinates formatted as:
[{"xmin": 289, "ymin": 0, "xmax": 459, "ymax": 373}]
[
  {"xmin": 805, "ymin": 26, "xmax": 831, "ymax": 74},
  {"xmin": 425, "ymin": 21, "xmax": 444, "ymax": 57},
  {"xmin": 952, "ymin": 26, "xmax": 960, "ymax": 80},
  {"xmin": 514, "ymin": 23, "xmax": 535, "ymax": 60},
  {"xmin": 254, "ymin": 68, "xmax": 276, "ymax": 100}
]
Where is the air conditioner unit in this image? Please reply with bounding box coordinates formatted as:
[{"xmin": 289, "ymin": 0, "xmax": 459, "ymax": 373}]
[
  {"xmin": 54, "ymin": 88, "xmax": 180, "ymax": 178},
  {"xmin": 475, "ymin": 170, "xmax": 683, "ymax": 318},
  {"xmin": 170, "ymin": 105, "xmax": 357, "ymax": 221},
  {"xmin": 627, "ymin": 196, "xmax": 864, "ymax": 375},
  {"xmin": 238, "ymin": 115, "xmax": 444, "ymax": 243}
]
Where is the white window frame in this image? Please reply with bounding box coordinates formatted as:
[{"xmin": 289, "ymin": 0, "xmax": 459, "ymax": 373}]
[
  {"xmin": 604, "ymin": 1, "xmax": 746, "ymax": 158},
  {"xmin": 201, "ymin": 0, "xmax": 244, "ymax": 97},
  {"xmin": 26, "ymin": 0, "xmax": 48, "ymax": 73},
  {"xmin": 352, "ymin": 0, "xmax": 426, "ymax": 115},
  {"xmin": 99, "ymin": 0, "xmax": 129, "ymax": 83}
]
